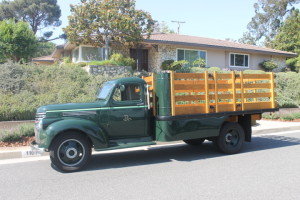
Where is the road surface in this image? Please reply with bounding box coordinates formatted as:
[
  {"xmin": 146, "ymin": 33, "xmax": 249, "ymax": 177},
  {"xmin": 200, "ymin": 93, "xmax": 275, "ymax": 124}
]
[{"xmin": 0, "ymin": 131, "xmax": 299, "ymax": 200}]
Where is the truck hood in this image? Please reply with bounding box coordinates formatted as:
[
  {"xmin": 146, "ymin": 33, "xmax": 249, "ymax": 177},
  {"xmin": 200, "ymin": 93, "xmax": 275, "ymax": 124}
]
[{"xmin": 37, "ymin": 102, "xmax": 106, "ymax": 113}]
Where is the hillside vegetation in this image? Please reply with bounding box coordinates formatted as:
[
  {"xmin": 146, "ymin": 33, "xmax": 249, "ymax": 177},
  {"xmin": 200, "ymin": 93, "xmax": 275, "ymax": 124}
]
[{"xmin": 0, "ymin": 63, "xmax": 299, "ymax": 121}]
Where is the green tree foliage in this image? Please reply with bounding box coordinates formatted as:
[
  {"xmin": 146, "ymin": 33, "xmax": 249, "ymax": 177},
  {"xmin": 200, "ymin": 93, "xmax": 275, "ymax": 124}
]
[
  {"xmin": 271, "ymin": 9, "xmax": 300, "ymax": 54},
  {"xmin": 238, "ymin": 32, "xmax": 257, "ymax": 45},
  {"xmin": 286, "ymin": 56, "xmax": 300, "ymax": 72},
  {"xmin": 0, "ymin": 0, "xmax": 61, "ymax": 37},
  {"xmin": 153, "ymin": 21, "xmax": 175, "ymax": 33},
  {"xmin": 64, "ymin": 0, "xmax": 154, "ymax": 60},
  {"xmin": 32, "ymin": 42, "xmax": 56, "ymax": 58},
  {"xmin": 0, "ymin": 19, "xmax": 38, "ymax": 62},
  {"xmin": 247, "ymin": 0, "xmax": 300, "ymax": 43}
]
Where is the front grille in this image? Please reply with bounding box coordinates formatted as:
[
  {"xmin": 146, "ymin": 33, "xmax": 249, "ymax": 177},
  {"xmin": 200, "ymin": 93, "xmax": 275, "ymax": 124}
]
[{"xmin": 35, "ymin": 113, "xmax": 46, "ymax": 122}]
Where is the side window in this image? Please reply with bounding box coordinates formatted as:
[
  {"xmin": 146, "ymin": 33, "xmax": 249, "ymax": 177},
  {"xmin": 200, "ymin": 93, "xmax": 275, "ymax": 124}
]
[{"xmin": 112, "ymin": 83, "xmax": 142, "ymax": 102}]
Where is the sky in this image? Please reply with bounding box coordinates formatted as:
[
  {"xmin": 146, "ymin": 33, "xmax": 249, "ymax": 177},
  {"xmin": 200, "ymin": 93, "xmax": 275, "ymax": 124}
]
[{"xmin": 50, "ymin": 0, "xmax": 258, "ymax": 45}]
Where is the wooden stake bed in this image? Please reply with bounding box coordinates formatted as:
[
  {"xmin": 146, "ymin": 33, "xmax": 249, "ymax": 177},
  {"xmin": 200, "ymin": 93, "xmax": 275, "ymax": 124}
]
[{"xmin": 143, "ymin": 71, "xmax": 277, "ymax": 117}]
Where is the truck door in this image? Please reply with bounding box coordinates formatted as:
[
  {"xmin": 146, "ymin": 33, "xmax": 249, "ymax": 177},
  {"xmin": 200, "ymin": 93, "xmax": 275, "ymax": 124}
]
[{"xmin": 108, "ymin": 83, "xmax": 147, "ymax": 138}]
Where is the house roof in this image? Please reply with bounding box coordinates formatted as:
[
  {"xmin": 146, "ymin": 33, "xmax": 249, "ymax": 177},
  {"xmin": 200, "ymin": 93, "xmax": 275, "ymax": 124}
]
[
  {"xmin": 144, "ymin": 33, "xmax": 297, "ymax": 57},
  {"xmin": 32, "ymin": 55, "xmax": 55, "ymax": 62}
]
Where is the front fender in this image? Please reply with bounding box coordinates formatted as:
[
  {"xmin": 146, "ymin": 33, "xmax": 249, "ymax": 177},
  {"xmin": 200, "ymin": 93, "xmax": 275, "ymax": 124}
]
[{"xmin": 41, "ymin": 119, "xmax": 108, "ymax": 150}]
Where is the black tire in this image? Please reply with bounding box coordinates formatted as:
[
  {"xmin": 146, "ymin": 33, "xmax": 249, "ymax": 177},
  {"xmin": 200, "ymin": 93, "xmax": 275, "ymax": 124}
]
[
  {"xmin": 215, "ymin": 122, "xmax": 245, "ymax": 154},
  {"xmin": 50, "ymin": 132, "xmax": 91, "ymax": 172},
  {"xmin": 183, "ymin": 138, "xmax": 205, "ymax": 146}
]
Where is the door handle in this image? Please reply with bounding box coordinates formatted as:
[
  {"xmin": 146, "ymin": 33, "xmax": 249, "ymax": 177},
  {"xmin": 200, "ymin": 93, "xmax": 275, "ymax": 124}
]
[{"xmin": 137, "ymin": 103, "xmax": 144, "ymax": 106}]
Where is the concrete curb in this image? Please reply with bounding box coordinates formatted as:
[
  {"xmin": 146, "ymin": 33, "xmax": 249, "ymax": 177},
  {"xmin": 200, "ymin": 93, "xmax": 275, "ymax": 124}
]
[{"xmin": 1, "ymin": 124, "xmax": 299, "ymax": 161}]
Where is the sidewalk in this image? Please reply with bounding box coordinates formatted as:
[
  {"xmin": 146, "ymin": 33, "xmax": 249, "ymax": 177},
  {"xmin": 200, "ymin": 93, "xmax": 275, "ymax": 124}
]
[{"xmin": 1, "ymin": 120, "xmax": 300, "ymax": 161}]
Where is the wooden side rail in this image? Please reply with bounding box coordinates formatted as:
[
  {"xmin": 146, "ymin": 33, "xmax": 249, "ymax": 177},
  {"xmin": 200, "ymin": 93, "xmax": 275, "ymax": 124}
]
[{"xmin": 170, "ymin": 71, "xmax": 276, "ymax": 116}]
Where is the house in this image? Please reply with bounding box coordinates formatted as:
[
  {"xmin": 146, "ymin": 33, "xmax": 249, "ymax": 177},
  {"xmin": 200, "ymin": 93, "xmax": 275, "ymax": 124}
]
[{"xmin": 33, "ymin": 33, "xmax": 297, "ymax": 71}]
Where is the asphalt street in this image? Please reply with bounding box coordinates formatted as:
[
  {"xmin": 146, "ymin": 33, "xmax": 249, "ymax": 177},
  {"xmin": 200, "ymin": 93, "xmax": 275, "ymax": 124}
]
[{"xmin": 0, "ymin": 131, "xmax": 300, "ymax": 200}]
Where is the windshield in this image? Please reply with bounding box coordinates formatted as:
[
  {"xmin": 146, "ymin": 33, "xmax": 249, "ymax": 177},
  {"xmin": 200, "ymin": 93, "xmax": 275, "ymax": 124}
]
[{"xmin": 97, "ymin": 83, "xmax": 114, "ymax": 100}]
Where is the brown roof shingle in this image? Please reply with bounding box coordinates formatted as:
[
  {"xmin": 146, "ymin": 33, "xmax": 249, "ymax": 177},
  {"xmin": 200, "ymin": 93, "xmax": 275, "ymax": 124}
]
[{"xmin": 144, "ymin": 33, "xmax": 296, "ymax": 57}]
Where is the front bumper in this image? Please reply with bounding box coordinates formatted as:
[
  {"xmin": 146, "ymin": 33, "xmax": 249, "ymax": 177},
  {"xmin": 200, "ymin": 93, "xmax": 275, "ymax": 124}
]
[{"xmin": 30, "ymin": 141, "xmax": 45, "ymax": 153}]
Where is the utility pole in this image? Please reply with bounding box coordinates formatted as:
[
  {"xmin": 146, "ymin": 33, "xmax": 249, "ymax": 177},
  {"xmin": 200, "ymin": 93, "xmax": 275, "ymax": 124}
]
[{"xmin": 171, "ymin": 21, "xmax": 186, "ymax": 34}]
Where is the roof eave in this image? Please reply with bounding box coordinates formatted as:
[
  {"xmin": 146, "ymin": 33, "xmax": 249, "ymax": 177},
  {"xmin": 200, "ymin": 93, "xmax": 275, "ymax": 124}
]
[{"xmin": 143, "ymin": 39, "xmax": 297, "ymax": 58}]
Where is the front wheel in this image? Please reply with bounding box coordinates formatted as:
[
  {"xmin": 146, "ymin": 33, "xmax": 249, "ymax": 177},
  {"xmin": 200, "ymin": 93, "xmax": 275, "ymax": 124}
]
[
  {"xmin": 215, "ymin": 122, "xmax": 245, "ymax": 154},
  {"xmin": 50, "ymin": 132, "xmax": 91, "ymax": 172}
]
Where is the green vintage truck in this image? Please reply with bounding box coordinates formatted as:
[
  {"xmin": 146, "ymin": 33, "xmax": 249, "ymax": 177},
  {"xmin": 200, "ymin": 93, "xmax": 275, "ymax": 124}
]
[{"xmin": 33, "ymin": 71, "xmax": 277, "ymax": 172}]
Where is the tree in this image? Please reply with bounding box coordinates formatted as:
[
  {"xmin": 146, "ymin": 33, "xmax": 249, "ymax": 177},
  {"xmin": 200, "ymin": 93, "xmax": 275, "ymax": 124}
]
[
  {"xmin": 0, "ymin": 0, "xmax": 61, "ymax": 39},
  {"xmin": 33, "ymin": 42, "xmax": 56, "ymax": 58},
  {"xmin": 64, "ymin": 0, "xmax": 154, "ymax": 60},
  {"xmin": 247, "ymin": 0, "xmax": 300, "ymax": 43},
  {"xmin": 271, "ymin": 9, "xmax": 300, "ymax": 54},
  {"xmin": 238, "ymin": 32, "xmax": 257, "ymax": 45},
  {"xmin": 153, "ymin": 21, "xmax": 175, "ymax": 34},
  {"xmin": 0, "ymin": 19, "xmax": 38, "ymax": 62}
]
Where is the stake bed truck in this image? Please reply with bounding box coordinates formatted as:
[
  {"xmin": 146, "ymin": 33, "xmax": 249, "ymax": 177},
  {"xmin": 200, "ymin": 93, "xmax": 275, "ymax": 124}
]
[{"xmin": 33, "ymin": 71, "xmax": 278, "ymax": 172}]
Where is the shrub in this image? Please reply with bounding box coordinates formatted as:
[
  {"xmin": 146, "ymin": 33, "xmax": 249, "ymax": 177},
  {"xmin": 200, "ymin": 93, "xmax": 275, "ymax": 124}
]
[
  {"xmin": 110, "ymin": 53, "xmax": 135, "ymax": 67},
  {"xmin": 280, "ymin": 114, "xmax": 295, "ymax": 121},
  {"xmin": 286, "ymin": 57, "xmax": 300, "ymax": 72},
  {"xmin": 161, "ymin": 60, "xmax": 189, "ymax": 71},
  {"xmin": 0, "ymin": 63, "xmax": 130, "ymax": 121},
  {"xmin": 63, "ymin": 57, "xmax": 72, "ymax": 64},
  {"xmin": 161, "ymin": 60, "xmax": 174, "ymax": 70},
  {"xmin": 193, "ymin": 58, "xmax": 206, "ymax": 67},
  {"xmin": 89, "ymin": 60, "xmax": 112, "ymax": 66},
  {"xmin": 0, "ymin": 123, "xmax": 34, "ymax": 142},
  {"xmin": 259, "ymin": 60, "xmax": 278, "ymax": 72},
  {"xmin": 207, "ymin": 67, "xmax": 222, "ymax": 73},
  {"xmin": 275, "ymin": 72, "xmax": 300, "ymax": 108},
  {"xmin": 262, "ymin": 112, "xmax": 280, "ymax": 120},
  {"xmin": 292, "ymin": 112, "xmax": 300, "ymax": 119},
  {"xmin": 0, "ymin": 61, "xmax": 27, "ymax": 94},
  {"xmin": 243, "ymin": 70, "xmax": 266, "ymax": 74}
]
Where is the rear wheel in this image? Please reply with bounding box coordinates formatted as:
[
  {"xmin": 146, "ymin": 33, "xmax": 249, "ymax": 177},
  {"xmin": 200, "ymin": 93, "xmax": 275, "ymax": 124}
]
[
  {"xmin": 183, "ymin": 138, "xmax": 205, "ymax": 146},
  {"xmin": 50, "ymin": 132, "xmax": 91, "ymax": 172},
  {"xmin": 215, "ymin": 122, "xmax": 245, "ymax": 154}
]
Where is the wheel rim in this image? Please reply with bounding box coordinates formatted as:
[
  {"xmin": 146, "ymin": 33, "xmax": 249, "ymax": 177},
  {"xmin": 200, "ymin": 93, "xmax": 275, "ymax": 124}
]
[
  {"xmin": 224, "ymin": 129, "xmax": 239, "ymax": 147},
  {"xmin": 57, "ymin": 139, "xmax": 85, "ymax": 167}
]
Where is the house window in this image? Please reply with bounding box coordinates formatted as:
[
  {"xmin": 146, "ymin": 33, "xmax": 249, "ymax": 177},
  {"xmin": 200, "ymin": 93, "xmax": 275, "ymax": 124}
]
[
  {"xmin": 81, "ymin": 47, "xmax": 105, "ymax": 62},
  {"xmin": 230, "ymin": 53, "xmax": 249, "ymax": 67},
  {"xmin": 72, "ymin": 46, "xmax": 106, "ymax": 63},
  {"xmin": 177, "ymin": 49, "xmax": 207, "ymax": 67},
  {"xmin": 72, "ymin": 48, "xmax": 79, "ymax": 63}
]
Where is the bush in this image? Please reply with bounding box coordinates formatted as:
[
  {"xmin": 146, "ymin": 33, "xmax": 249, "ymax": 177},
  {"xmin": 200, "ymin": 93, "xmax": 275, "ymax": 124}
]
[
  {"xmin": 110, "ymin": 53, "xmax": 135, "ymax": 67},
  {"xmin": 275, "ymin": 72, "xmax": 300, "ymax": 108},
  {"xmin": 0, "ymin": 123, "xmax": 34, "ymax": 142},
  {"xmin": 161, "ymin": 60, "xmax": 174, "ymax": 70},
  {"xmin": 286, "ymin": 56, "xmax": 300, "ymax": 72},
  {"xmin": 161, "ymin": 60, "xmax": 189, "ymax": 71},
  {"xmin": 63, "ymin": 57, "xmax": 72, "ymax": 64},
  {"xmin": 0, "ymin": 63, "xmax": 129, "ymax": 121},
  {"xmin": 262, "ymin": 112, "xmax": 280, "ymax": 120},
  {"xmin": 280, "ymin": 114, "xmax": 295, "ymax": 121},
  {"xmin": 0, "ymin": 61, "xmax": 27, "ymax": 94},
  {"xmin": 259, "ymin": 60, "xmax": 278, "ymax": 72},
  {"xmin": 89, "ymin": 60, "xmax": 112, "ymax": 66},
  {"xmin": 193, "ymin": 58, "xmax": 206, "ymax": 67},
  {"xmin": 292, "ymin": 112, "xmax": 300, "ymax": 119}
]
